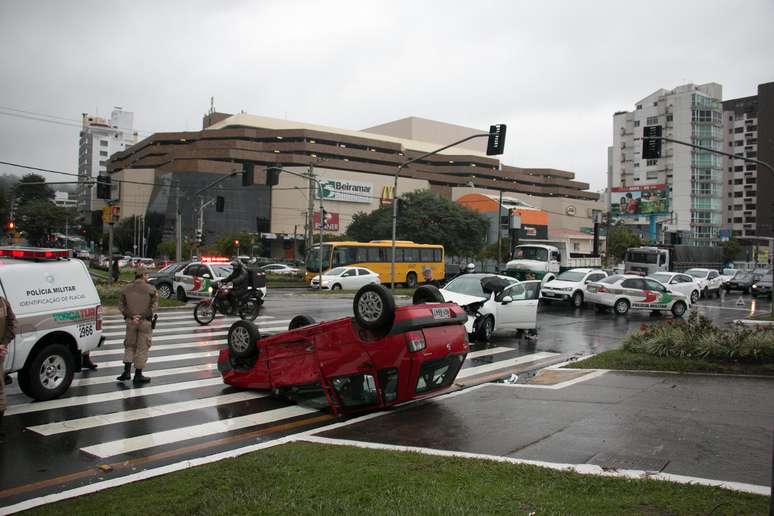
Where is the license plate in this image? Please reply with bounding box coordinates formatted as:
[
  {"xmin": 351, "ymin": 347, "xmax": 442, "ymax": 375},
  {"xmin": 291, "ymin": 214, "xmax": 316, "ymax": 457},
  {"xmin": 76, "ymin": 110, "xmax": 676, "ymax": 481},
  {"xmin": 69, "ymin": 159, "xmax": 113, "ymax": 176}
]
[
  {"xmin": 78, "ymin": 323, "xmax": 94, "ymax": 338},
  {"xmin": 544, "ymin": 292, "xmax": 560, "ymax": 298},
  {"xmin": 431, "ymin": 307, "xmax": 451, "ymax": 320}
]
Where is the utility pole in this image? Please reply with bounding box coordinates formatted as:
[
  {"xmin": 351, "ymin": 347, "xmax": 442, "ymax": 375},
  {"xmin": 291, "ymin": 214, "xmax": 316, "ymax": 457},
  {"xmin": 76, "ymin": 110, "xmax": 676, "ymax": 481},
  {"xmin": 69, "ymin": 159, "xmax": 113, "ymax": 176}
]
[
  {"xmin": 496, "ymin": 189, "xmax": 503, "ymax": 271},
  {"xmin": 307, "ymin": 169, "xmax": 315, "ymax": 254},
  {"xmin": 175, "ymin": 181, "xmax": 182, "ymax": 263}
]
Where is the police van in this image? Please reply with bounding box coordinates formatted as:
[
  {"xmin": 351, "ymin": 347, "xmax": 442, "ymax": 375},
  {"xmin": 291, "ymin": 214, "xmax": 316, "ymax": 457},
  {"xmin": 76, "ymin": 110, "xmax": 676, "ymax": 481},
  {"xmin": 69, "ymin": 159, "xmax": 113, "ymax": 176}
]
[{"xmin": 0, "ymin": 247, "xmax": 104, "ymax": 401}]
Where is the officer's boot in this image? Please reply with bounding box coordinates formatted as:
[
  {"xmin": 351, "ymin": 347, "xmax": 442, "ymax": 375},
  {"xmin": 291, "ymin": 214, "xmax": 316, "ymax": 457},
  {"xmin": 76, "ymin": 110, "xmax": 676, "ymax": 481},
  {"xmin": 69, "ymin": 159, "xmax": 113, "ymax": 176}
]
[
  {"xmin": 0, "ymin": 410, "xmax": 5, "ymax": 444},
  {"xmin": 116, "ymin": 362, "xmax": 132, "ymax": 381},
  {"xmin": 82, "ymin": 354, "xmax": 98, "ymax": 370},
  {"xmin": 133, "ymin": 369, "xmax": 151, "ymax": 385}
]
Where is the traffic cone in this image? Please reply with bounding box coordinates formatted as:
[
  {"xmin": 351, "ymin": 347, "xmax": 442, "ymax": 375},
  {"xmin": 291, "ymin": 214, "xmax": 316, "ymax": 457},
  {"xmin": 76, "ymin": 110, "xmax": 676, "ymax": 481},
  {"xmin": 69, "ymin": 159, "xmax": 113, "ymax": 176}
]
[{"xmin": 736, "ymin": 296, "xmax": 745, "ymax": 306}]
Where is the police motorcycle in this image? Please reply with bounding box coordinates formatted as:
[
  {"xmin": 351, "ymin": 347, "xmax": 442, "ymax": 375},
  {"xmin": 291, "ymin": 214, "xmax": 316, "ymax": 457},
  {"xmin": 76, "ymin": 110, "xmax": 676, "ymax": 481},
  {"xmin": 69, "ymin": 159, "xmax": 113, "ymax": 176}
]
[{"xmin": 193, "ymin": 282, "xmax": 262, "ymax": 325}]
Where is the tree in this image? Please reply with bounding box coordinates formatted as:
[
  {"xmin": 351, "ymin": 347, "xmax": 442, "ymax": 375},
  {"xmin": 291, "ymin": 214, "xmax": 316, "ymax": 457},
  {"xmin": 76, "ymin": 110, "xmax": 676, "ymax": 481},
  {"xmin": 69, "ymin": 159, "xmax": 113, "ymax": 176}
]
[
  {"xmin": 606, "ymin": 224, "xmax": 641, "ymax": 262},
  {"xmin": 15, "ymin": 199, "xmax": 77, "ymax": 246},
  {"xmin": 346, "ymin": 190, "xmax": 489, "ymax": 257},
  {"xmin": 213, "ymin": 231, "xmax": 257, "ymax": 257},
  {"xmin": 14, "ymin": 174, "xmax": 53, "ymax": 207},
  {"xmin": 720, "ymin": 239, "xmax": 741, "ymax": 263},
  {"xmin": 156, "ymin": 239, "xmax": 190, "ymax": 259}
]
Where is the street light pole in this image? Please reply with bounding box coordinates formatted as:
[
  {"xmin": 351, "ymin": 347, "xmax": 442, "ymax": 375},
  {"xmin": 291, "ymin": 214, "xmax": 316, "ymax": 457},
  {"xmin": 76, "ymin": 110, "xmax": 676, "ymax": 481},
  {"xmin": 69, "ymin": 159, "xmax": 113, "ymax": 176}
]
[{"xmin": 390, "ymin": 130, "xmax": 501, "ymax": 289}]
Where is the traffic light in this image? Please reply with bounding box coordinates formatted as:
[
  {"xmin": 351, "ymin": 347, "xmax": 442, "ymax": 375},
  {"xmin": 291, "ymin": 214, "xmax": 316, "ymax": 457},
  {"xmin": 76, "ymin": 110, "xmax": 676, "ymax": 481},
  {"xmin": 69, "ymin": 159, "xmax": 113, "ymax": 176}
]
[
  {"xmin": 642, "ymin": 125, "xmax": 662, "ymax": 159},
  {"xmin": 234, "ymin": 239, "xmax": 239, "ymax": 246},
  {"xmin": 96, "ymin": 176, "xmax": 112, "ymax": 199},
  {"xmin": 216, "ymin": 196, "xmax": 225, "ymax": 212},
  {"xmin": 6, "ymin": 221, "xmax": 14, "ymax": 231},
  {"xmin": 486, "ymin": 124, "xmax": 507, "ymax": 156},
  {"xmin": 195, "ymin": 228, "xmax": 203, "ymax": 244}
]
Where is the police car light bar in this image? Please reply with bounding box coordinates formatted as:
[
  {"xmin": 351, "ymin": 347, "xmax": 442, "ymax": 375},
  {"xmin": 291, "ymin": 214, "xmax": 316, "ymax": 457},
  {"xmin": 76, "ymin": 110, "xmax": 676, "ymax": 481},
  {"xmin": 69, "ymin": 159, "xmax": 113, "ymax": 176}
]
[
  {"xmin": 0, "ymin": 247, "xmax": 71, "ymax": 259},
  {"xmin": 200, "ymin": 256, "xmax": 230, "ymax": 263}
]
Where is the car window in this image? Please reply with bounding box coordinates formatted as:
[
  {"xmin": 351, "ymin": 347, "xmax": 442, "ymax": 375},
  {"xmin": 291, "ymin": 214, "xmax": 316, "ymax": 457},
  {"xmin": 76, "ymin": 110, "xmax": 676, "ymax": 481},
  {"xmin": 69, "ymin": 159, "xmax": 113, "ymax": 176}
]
[
  {"xmin": 182, "ymin": 264, "xmax": 199, "ymax": 276},
  {"xmin": 676, "ymin": 275, "xmax": 692, "ymax": 283},
  {"xmin": 708, "ymin": 271, "xmax": 718, "ymax": 279},
  {"xmin": 327, "ymin": 267, "xmax": 347, "ymax": 276},
  {"xmin": 505, "ymin": 283, "xmax": 526, "ymax": 300},
  {"xmin": 686, "ymin": 269, "xmax": 707, "ymax": 279},
  {"xmin": 587, "ymin": 273, "xmax": 606, "ymax": 282},
  {"xmin": 341, "ymin": 269, "xmax": 356, "ymax": 277},
  {"xmin": 621, "ymin": 278, "xmax": 645, "ymax": 289},
  {"xmin": 643, "ymin": 278, "xmax": 667, "ymax": 292},
  {"xmin": 600, "ymin": 275, "xmax": 622, "ymax": 284},
  {"xmin": 444, "ymin": 275, "xmax": 487, "ymax": 297},
  {"xmin": 650, "ymin": 273, "xmax": 672, "ymax": 284},
  {"xmin": 357, "ymin": 269, "xmax": 370, "ymax": 276},
  {"xmin": 556, "ymin": 270, "xmax": 586, "ymax": 282},
  {"xmin": 211, "ymin": 265, "xmax": 232, "ymax": 277}
]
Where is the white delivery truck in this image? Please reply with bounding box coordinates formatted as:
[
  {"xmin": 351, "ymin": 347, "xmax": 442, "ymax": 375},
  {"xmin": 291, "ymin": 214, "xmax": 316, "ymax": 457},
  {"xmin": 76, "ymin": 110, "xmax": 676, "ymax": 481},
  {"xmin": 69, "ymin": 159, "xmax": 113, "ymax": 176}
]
[
  {"xmin": 504, "ymin": 241, "xmax": 601, "ymax": 282},
  {"xmin": 1, "ymin": 247, "xmax": 104, "ymax": 400}
]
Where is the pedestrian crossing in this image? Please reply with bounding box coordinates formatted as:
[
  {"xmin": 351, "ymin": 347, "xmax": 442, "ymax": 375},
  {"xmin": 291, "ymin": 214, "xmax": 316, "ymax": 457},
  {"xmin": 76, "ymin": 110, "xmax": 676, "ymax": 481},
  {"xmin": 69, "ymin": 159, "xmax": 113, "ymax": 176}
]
[{"xmin": 2, "ymin": 307, "xmax": 559, "ymax": 489}]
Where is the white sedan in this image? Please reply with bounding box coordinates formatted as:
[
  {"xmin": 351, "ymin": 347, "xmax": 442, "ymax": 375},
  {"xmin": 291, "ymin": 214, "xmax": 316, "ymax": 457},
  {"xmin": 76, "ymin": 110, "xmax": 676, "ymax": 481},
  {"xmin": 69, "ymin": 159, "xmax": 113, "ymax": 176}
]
[
  {"xmin": 647, "ymin": 272, "xmax": 701, "ymax": 304},
  {"xmin": 684, "ymin": 268, "xmax": 723, "ymax": 298},
  {"xmin": 585, "ymin": 274, "xmax": 689, "ymax": 317},
  {"xmin": 540, "ymin": 268, "xmax": 608, "ymax": 308},
  {"xmin": 260, "ymin": 263, "xmax": 300, "ymax": 275},
  {"xmin": 439, "ymin": 273, "xmax": 541, "ymax": 341},
  {"xmin": 310, "ymin": 267, "xmax": 380, "ymax": 290}
]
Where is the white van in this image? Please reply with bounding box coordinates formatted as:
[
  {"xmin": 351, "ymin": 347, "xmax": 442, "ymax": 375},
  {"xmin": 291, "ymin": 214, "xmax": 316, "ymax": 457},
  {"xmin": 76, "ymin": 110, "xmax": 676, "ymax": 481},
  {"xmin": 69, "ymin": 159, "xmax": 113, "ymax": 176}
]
[{"xmin": 0, "ymin": 247, "xmax": 104, "ymax": 401}]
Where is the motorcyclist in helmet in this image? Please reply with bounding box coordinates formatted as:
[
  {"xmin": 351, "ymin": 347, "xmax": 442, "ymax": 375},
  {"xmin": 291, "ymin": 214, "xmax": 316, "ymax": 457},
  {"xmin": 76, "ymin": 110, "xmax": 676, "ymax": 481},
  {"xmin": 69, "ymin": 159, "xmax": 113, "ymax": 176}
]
[
  {"xmin": 222, "ymin": 260, "xmax": 249, "ymax": 315},
  {"xmin": 464, "ymin": 263, "xmax": 476, "ymax": 274}
]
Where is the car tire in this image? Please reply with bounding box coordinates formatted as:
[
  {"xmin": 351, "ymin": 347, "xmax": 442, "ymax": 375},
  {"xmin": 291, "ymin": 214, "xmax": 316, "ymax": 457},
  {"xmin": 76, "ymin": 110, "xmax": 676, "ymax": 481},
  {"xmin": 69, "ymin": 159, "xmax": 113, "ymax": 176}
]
[
  {"xmin": 671, "ymin": 301, "xmax": 687, "ymax": 318},
  {"xmin": 331, "ymin": 283, "xmax": 342, "ymax": 291},
  {"xmin": 353, "ymin": 284, "xmax": 395, "ymax": 331},
  {"xmin": 193, "ymin": 301, "xmax": 216, "ymax": 325},
  {"xmin": 412, "ymin": 285, "xmax": 444, "ymax": 304},
  {"xmin": 176, "ymin": 287, "xmax": 188, "ymax": 302},
  {"xmin": 613, "ymin": 299, "xmax": 630, "ymax": 315},
  {"xmin": 157, "ymin": 283, "xmax": 173, "ymax": 299},
  {"xmin": 474, "ymin": 316, "xmax": 494, "ymax": 342},
  {"xmin": 289, "ymin": 315, "xmax": 316, "ymax": 330},
  {"xmin": 228, "ymin": 321, "xmax": 260, "ymax": 359},
  {"xmin": 405, "ymin": 272, "xmax": 418, "ymax": 289},
  {"xmin": 571, "ymin": 291, "xmax": 584, "ymax": 309},
  {"xmin": 20, "ymin": 344, "xmax": 74, "ymax": 401},
  {"xmin": 690, "ymin": 290, "xmax": 699, "ymax": 304}
]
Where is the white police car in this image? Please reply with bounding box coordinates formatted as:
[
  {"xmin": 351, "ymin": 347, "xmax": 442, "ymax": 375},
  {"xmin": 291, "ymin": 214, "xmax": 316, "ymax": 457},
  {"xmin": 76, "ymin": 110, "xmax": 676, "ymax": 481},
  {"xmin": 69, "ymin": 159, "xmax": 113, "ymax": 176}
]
[
  {"xmin": 585, "ymin": 274, "xmax": 689, "ymax": 317},
  {"xmin": 1, "ymin": 247, "xmax": 104, "ymax": 400}
]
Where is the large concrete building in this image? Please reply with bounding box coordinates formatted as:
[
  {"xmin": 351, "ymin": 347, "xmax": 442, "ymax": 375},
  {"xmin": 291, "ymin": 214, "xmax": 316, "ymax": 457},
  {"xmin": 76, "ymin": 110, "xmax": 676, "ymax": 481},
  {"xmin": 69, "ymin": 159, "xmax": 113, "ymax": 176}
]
[
  {"xmin": 722, "ymin": 82, "xmax": 774, "ymax": 239},
  {"xmin": 108, "ymin": 113, "xmax": 602, "ymax": 259},
  {"xmin": 610, "ymin": 83, "xmax": 724, "ymax": 245},
  {"xmin": 77, "ymin": 107, "xmax": 137, "ymax": 216}
]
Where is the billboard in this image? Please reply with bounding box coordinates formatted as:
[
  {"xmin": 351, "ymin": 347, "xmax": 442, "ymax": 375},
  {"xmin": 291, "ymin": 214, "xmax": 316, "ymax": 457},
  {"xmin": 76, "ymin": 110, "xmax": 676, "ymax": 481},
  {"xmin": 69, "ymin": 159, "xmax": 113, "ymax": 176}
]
[
  {"xmin": 315, "ymin": 178, "xmax": 373, "ymax": 204},
  {"xmin": 313, "ymin": 211, "xmax": 340, "ymax": 231},
  {"xmin": 611, "ymin": 184, "xmax": 669, "ymax": 217}
]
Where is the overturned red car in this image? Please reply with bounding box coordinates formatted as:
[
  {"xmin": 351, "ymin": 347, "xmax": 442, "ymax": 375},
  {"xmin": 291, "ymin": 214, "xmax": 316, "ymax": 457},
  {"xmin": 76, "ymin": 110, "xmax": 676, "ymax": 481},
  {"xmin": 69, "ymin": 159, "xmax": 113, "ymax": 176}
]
[{"xmin": 218, "ymin": 284, "xmax": 469, "ymax": 415}]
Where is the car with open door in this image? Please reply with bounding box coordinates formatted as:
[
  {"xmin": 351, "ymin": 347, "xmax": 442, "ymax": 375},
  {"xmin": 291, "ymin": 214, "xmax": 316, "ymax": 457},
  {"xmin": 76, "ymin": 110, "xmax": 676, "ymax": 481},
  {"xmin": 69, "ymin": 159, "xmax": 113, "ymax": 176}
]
[
  {"xmin": 218, "ymin": 283, "xmax": 469, "ymax": 416},
  {"xmin": 438, "ymin": 273, "xmax": 540, "ymax": 342}
]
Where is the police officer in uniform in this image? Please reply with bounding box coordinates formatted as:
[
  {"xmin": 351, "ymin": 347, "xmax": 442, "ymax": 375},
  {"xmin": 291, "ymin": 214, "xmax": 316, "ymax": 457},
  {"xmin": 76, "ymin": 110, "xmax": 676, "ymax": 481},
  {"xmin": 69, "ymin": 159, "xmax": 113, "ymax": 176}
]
[
  {"xmin": 0, "ymin": 294, "xmax": 17, "ymax": 440},
  {"xmin": 117, "ymin": 271, "xmax": 158, "ymax": 384}
]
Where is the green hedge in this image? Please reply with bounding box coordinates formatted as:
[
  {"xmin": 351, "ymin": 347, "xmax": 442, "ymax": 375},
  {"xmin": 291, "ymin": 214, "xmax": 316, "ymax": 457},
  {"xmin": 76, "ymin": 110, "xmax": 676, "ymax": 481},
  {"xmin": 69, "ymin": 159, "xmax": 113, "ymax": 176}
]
[{"xmin": 624, "ymin": 313, "xmax": 774, "ymax": 363}]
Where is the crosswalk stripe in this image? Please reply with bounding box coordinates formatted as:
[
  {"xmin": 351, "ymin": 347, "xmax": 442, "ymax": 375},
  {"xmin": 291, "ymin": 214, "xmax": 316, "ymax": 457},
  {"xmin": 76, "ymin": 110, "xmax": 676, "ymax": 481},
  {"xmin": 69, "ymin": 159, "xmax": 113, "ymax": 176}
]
[
  {"xmin": 97, "ymin": 351, "xmax": 221, "ymax": 369},
  {"xmin": 28, "ymin": 391, "xmax": 266, "ymax": 436},
  {"xmin": 5, "ymin": 378, "xmax": 225, "ymax": 416},
  {"xmin": 101, "ymin": 314, "xmax": 278, "ymax": 327},
  {"xmin": 102, "ymin": 313, "xmax": 279, "ymax": 325},
  {"xmin": 104, "ymin": 331, "xmax": 227, "ymax": 345},
  {"xmin": 71, "ymin": 364, "xmax": 218, "ymax": 387},
  {"xmin": 457, "ymin": 352, "xmax": 559, "ymax": 379},
  {"xmin": 466, "ymin": 347, "xmax": 514, "ymax": 359},
  {"xmin": 81, "ymin": 405, "xmax": 318, "ymax": 458}
]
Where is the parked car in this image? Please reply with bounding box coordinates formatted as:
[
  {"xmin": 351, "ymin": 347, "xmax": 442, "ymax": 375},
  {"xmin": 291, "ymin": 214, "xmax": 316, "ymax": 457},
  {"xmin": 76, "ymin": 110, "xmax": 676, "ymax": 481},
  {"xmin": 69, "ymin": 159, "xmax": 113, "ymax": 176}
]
[
  {"xmin": 646, "ymin": 272, "xmax": 701, "ymax": 304},
  {"xmin": 585, "ymin": 274, "xmax": 689, "ymax": 317},
  {"xmin": 310, "ymin": 267, "xmax": 380, "ymax": 290},
  {"xmin": 684, "ymin": 268, "xmax": 723, "ymax": 298},
  {"xmin": 723, "ymin": 271, "xmax": 762, "ymax": 294},
  {"xmin": 439, "ymin": 273, "xmax": 541, "ymax": 341},
  {"xmin": 540, "ymin": 268, "xmax": 608, "ymax": 308},
  {"xmin": 751, "ymin": 273, "xmax": 772, "ymax": 299},
  {"xmin": 719, "ymin": 268, "xmax": 738, "ymax": 283},
  {"xmin": 218, "ymin": 284, "xmax": 469, "ymax": 416},
  {"xmin": 147, "ymin": 261, "xmax": 189, "ymax": 299},
  {"xmin": 260, "ymin": 263, "xmax": 300, "ymax": 275}
]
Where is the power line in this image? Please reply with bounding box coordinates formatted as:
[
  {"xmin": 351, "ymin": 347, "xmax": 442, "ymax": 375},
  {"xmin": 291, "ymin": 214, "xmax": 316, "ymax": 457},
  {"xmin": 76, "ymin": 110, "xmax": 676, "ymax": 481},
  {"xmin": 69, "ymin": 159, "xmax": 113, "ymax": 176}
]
[{"xmin": 0, "ymin": 105, "xmax": 154, "ymax": 135}]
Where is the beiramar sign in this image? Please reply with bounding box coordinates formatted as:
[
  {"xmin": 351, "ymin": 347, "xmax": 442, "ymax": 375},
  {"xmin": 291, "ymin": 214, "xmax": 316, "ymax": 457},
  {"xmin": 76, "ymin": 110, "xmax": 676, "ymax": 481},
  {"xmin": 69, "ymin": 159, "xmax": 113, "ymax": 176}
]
[{"xmin": 315, "ymin": 178, "xmax": 373, "ymax": 204}]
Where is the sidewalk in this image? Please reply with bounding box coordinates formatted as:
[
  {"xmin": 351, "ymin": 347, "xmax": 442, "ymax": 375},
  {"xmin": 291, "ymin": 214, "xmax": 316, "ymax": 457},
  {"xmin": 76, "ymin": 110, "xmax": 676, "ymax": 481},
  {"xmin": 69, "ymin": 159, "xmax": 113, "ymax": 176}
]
[{"xmin": 319, "ymin": 369, "xmax": 774, "ymax": 488}]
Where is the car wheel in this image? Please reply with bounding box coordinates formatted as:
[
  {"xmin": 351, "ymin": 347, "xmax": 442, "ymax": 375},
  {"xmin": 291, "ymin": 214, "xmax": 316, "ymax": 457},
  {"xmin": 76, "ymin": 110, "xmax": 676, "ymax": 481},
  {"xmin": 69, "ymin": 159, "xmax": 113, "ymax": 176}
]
[
  {"xmin": 228, "ymin": 321, "xmax": 260, "ymax": 359},
  {"xmin": 474, "ymin": 316, "xmax": 494, "ymax": 342},
  {"xmin": 571, "ymin": 291, "xmax": 584, "ymax": 309},
  {"xmin": 331, "ymin": 283, "xmax": 342, "ymax": 291},
  {"xmin": 157, "ymin": 283, "xmax": 173, "ymax": 299},
  {"xmin": 412, "ymin": 285, "xmax": 444, "ymax": 304},
  {"xmin": 405, "ymin": 272, "xmax": 418, "ymax": 289},
  {"xmin": 288, "ymin": 315, "xmax": 316, "ymax": 330},
  {"xmin": 353, "ymin": 284, "xmax": 396, "ymax": 331},
  {"xmin": 671, "ymin": 301, "xmax": 687, "ymax": 318},
  {"xmin": 20, "ymin": 344, "xmax": 74, "ymax": 401},
  {"xmin": 176, "ymin": 287, "xmax": 188, "ymax": 302},
  {"xmin": 690, "ymin": 290, "xmax": 699, "ymax": 304},
  {"xmin": 193, "ymin": 301, "xmax": 216, "ymax": 325},
  {"xmin": 613, "ymin": 299, "xmax": 630, "ymax": 315}
]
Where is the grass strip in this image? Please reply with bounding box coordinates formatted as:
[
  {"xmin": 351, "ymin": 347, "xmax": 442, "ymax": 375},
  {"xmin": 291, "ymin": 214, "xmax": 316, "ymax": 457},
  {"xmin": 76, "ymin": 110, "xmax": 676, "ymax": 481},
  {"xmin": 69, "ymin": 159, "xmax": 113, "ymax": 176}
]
[
  {"xmin": 567, "ymin": 349, "xmax": 774, "ymax": 376},
  {"xmin": 23, "ymin": 442, "xmax": 767, "ymax": 515}
]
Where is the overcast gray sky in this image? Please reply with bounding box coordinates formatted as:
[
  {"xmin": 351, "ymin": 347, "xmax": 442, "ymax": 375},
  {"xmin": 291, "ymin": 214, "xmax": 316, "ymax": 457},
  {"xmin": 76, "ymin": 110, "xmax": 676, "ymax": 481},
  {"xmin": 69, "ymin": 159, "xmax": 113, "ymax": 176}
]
[{"xmin": 1, "ymin": 0, "xmax": 772, "ymax": 191}]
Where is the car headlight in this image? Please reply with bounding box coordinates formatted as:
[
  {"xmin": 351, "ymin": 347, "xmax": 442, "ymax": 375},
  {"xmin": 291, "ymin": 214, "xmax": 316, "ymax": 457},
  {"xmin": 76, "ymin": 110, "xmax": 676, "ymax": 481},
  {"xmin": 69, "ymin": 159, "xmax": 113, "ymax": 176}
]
[{"xmin": 559, "ymin": 287, "xmax": 573, "ymax": 292}]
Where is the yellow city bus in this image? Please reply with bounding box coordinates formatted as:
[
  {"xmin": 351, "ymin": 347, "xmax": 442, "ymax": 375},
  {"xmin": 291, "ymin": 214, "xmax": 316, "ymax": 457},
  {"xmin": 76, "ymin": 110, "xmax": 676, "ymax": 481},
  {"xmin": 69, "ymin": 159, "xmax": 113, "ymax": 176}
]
[{"xmin": 305, "ymin": 240, "xmax": 445, "ymax": 287}]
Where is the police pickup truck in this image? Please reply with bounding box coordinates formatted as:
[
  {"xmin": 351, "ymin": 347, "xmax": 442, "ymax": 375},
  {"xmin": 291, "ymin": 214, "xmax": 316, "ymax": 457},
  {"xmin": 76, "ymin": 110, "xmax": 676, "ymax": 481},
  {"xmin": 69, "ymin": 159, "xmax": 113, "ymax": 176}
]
[{"xmin": 1, "ymin": 247, "xmax": 104, "ymax": 401}]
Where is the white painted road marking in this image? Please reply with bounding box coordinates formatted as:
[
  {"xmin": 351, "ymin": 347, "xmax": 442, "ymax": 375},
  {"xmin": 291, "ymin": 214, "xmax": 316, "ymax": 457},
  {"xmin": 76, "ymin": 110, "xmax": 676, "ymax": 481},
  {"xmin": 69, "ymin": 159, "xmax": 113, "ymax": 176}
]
[
  {"xmin": 457, "ymin": 352, "xmax": 559, "ymax": 379},
  {"xmin": 71, "ymin": 364, "xmax": 218, "ymax": 387}
]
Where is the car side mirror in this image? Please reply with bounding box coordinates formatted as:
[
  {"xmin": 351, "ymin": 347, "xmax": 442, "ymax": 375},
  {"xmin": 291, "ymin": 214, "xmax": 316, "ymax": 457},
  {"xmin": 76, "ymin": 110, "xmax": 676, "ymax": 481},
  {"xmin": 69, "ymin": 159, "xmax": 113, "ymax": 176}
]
[
  {"xmin": 501, "ymin": 296, "xmax": 513, "ymax": 305},
  {"xmin": 202, "ymin": 273, "xmax": 211, "ymax": 279},
  {"xmin": 584, "ymin": 280, "xmax": 591, "ymax": 285}
]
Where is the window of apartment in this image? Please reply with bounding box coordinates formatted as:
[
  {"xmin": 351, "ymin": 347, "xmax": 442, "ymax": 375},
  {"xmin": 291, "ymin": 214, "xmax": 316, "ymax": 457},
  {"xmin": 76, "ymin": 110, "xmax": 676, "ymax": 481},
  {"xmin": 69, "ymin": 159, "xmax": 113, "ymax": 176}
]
[
  {"xmin": 728, "ymin": 115, "xmax": 733, "ymax": 121},
  {"xmin": 734, "ymin": 217, "xmax": 743, "ymax": 223},
  {"xmin": 746, "ymin": 217, "xmax": 756, "ymax": 223},
  {"xmin": 746, "ymin": 177, "xmax": 756, "ymax": 184},
  {"xmin": 747, "ymin": 125, "xmax": 757, "ymax": 131},
  {"xmin": 734, "ymin": 166, "xmax": 744, "ymax": 172},
  {"xmin": 746, "ymin": 204, "xmax": 756, "ymax": 210},
  {"xmin": 746, "ymin": 138, "xmax": 758, "ymax": 145},
  {"xmin": 633, "ymin": 120, "xmax": 640, "ymax": 127},
  {"xmin": 727, "ymin": 218, "xmax": 732, "ymax": 223},
  {"xmin": 646, "ymin": 159, "xmax": 658, "ymax": 166},
  {"xmin": 746, "ymin": 164, "xmax": 756, "ymax": 171},
  {"xmin": 646, "ymin": 116, "xmax": 658, "ymax": 125},
  {"xmin": 99, "ymin": 151, "xmax": 108, "ymax": 157},
  {"xmin": 636, "ymin": 104, "xmax": 643, "ymax": 110},
  {"xmin": 653, "ymin": 102, "xmax": 658, "ymax": 107},
  {"xmin": 734, "ymin": 127, "xmax": 744, "ymax": 133},
  {"xmin": 98, "ymin": 160, "xmax": 107, "ymax": 166},
  {"xmin": 734, "ymin": 192, "xmax": 743, "ymax": 198},
  {"xmin": 99, "ymin": 140, "xmax": 108, "ymax": 146},
  {"xmin": 746, "ymin": 151, "xmax": 757, "ymax": 158},
  {"xmin": 733, "ymin": 204, "xmax": 743, "ymax": 211},
  {"xmin": 734, "ymin": 140, "xmax": 744, "ymax": 146},
  {"xmin": 734, "ymin": 178, "xmax": 743, "ymax": 184},
  {"xmin": 666, "ymin": 114, "xmax": 673, "ymax": 122},
  {"xmin": 633, "ymin": 162, "xmax": 640, "ymax": 168}
]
